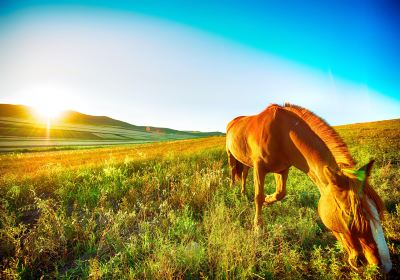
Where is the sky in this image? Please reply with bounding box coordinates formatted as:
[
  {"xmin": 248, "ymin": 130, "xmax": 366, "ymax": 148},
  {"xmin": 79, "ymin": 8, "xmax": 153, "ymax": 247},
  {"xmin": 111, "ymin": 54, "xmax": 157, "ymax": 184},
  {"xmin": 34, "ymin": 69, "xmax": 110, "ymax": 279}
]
[{"xmin": 0, "ymin": 0, "xmax": 399, "ymax": 132}]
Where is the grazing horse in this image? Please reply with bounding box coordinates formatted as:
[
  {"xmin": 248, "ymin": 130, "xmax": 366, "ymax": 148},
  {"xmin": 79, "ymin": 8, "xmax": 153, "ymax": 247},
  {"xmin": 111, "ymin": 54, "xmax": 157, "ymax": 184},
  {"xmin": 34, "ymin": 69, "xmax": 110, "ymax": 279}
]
[{"xmin": 226, "ymin": 103, "xmax": 392, "ymax": 273}]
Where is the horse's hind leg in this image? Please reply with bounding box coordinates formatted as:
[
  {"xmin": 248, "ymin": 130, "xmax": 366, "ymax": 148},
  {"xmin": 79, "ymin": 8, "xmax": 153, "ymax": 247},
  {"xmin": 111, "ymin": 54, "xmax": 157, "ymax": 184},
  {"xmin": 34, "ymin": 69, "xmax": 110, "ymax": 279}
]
[
  {"xmin": 227, "ymin": 150, "xmax": 249, "ymax": 195},
  {"xmin": 227, "ymin": 151, "xmax": 237, "ymax": 187},
  {"xmin": 241, "ymin": 165, "xmax": 249, "ymax": 195},
  {"xmin": 264, "ymin": 168, "xmax": 289, "ymax": 205}
]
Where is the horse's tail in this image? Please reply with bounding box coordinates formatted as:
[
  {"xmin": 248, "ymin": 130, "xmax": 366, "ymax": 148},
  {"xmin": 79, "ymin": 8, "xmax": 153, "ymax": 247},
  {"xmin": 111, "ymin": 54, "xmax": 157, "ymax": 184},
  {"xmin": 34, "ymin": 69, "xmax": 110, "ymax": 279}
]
[
  {"xmin": 235, "ymin": 159, "xmax": 244, "ymax": 181},
  {"xmin": 227, "ymin": 149, "xmax": 244, "ymax": 181}
]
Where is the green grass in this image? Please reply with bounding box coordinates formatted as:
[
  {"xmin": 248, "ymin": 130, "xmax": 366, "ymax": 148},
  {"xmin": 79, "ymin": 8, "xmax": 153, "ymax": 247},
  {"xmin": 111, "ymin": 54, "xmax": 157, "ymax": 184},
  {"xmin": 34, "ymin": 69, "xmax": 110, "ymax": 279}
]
[{"xmin": 0, "ymin": 120, "xmax": 399, "ymax": 279}]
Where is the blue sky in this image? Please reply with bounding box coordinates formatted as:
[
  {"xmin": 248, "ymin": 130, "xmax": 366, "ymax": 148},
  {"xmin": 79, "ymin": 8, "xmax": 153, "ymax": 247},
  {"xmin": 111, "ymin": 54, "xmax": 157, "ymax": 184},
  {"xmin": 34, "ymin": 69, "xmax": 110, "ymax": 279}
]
[{"xmin": 0, "ymin": 0, "xmax": 399, "ymax": 131}]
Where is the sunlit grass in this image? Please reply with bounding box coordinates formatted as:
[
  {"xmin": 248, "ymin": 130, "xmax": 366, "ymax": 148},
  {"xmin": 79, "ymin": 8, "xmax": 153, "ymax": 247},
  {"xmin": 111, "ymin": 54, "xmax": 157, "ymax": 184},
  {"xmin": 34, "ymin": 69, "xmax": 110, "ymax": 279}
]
[{"xmin": 0, "ymin": 121, "xmax": 399, "ymax": 279}]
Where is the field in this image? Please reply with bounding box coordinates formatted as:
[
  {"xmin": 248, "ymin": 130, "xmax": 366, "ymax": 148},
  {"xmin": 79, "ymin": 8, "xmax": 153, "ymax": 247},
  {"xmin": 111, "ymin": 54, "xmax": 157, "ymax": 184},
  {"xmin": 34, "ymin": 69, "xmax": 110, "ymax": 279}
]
[
  {"xmin": 0, "ymin": 119, "xmax": 399, "ymax": 279},
  {"xmin": 0, "ymin": 104, "xmax": 222, "ymax": 152}
]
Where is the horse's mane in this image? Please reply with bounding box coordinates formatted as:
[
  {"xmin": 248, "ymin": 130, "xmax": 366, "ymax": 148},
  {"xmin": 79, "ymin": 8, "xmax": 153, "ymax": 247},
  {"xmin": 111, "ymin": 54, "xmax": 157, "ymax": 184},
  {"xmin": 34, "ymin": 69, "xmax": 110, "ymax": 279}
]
[
  {"xmin": 339, "ymin": 181, "xmax": 385, "ymax": 232},
  {"xmin": 282, "ymin": 103, "xmax": 355, "ymax": 168}
]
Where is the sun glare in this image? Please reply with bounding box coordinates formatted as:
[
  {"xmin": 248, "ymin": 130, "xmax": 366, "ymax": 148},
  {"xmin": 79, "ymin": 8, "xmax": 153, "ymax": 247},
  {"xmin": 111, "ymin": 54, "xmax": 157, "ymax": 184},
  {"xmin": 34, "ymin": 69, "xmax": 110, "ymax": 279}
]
[
  {"xmin": 34, "ymin": 104, "xmax": 62, "ymax": 119},
  {"xmin": 31, "ymin": 102, "xmax": 64, "ymax": 138},
  {"xmin": 30, "ymin": 96, "xmax": 66, "ymax": 138},
  {"xmin": 18, "ymin": 84, "xmax": 73, "ymax": 122}
]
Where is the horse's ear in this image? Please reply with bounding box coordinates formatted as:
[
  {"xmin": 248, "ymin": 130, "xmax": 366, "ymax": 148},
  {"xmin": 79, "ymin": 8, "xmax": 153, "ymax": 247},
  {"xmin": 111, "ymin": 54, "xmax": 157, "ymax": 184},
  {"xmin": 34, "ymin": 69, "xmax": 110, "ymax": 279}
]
[
  {"xmin": 358, "ymin": 159, "xmax": 375, "ymax": 177},
  {"xmin": 323, "ymin": 165, "xmax": 339, "ymax": 185}
]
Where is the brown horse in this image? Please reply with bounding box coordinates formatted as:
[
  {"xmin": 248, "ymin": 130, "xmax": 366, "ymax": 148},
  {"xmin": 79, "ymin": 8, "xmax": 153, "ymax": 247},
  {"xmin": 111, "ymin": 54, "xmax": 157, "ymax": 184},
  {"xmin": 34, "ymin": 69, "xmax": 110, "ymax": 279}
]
[{"xmin": 226, "ymin": 103, "xmax": 392, "ymax": 272}]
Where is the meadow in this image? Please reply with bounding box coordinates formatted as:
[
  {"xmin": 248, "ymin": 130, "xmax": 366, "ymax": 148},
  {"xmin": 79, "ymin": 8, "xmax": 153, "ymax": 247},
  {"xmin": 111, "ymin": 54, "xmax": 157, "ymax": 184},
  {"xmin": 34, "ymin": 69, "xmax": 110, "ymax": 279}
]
[{"xmin": 0, "ymin": 120, "xmax": 399, "ymax": 279}]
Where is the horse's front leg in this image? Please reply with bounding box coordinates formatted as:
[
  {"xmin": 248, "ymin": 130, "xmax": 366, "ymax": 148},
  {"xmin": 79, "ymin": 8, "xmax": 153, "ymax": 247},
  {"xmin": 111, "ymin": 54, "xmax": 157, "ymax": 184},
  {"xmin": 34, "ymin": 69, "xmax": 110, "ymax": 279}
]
[
  {"xmin": 253, "ymin": 162, "xmax": 266, "ymax": 230},
  {"xmin": 264, "ymin": 168, "xmax": 288, "ymax": 205}
]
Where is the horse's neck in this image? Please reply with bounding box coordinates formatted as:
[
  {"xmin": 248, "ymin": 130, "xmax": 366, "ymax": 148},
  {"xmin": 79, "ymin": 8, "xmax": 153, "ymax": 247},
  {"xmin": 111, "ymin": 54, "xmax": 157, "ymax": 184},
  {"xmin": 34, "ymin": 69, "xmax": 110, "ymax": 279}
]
[{"xmin": 288, "ymin": 122, "xmax": 338, "ymax": 190}]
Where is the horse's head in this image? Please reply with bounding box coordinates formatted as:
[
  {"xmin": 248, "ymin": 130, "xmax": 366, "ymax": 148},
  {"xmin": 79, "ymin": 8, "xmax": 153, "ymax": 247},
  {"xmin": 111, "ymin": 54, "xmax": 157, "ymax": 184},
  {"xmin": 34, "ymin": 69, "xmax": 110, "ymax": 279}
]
[{"xmin": 318, "ymin": 160, "xmax": 392, "ymax": 273}]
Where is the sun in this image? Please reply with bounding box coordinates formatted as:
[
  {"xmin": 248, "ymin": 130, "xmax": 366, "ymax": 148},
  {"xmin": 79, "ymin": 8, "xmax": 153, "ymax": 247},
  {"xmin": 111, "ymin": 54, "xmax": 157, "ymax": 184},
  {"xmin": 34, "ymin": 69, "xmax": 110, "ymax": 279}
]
[
  {"xmin": 34, "ymin": 103, "xmax": 63, "ymax": 119},
  {"xmin": 20, "ymin": 84, "xmax": 71, "ymax": 121},
  {"xmin": 31, "ymin": 98, "xmax": 65, "ymax": 122}
]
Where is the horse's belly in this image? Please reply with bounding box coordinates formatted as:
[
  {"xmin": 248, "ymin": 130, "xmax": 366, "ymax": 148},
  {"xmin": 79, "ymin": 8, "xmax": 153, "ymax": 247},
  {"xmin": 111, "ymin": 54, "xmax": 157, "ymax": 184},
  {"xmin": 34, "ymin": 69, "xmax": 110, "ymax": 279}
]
[
  {"xmin": 230, "ymin": 147, "xmax": 253, "ymax": 167},
  {"xmin": 227, "ymin": 138, "xmax": 253, "ymax": 167}
]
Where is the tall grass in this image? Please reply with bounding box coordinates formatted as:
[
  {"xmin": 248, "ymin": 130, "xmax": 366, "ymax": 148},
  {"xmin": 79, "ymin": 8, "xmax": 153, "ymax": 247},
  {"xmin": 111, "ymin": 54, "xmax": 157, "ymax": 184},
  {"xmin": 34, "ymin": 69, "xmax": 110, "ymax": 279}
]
[{"xmin": 0, "ymin": 121, "xmax": 399, "ymax": 279}]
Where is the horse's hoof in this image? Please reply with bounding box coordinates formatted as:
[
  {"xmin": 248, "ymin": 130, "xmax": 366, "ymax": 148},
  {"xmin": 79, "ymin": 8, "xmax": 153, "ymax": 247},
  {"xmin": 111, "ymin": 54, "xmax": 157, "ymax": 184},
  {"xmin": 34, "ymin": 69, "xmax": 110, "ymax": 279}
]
[
  {"xmin": 253, "ymin": 221, "xmax": 264, "ymax": 235},
  {"xmin": 254, "ymin": 226, "xmax": 262, "ymax": 235},
  {"xmin": 264, "ymin": 195, "xmax": 275, "ymax": 206}
]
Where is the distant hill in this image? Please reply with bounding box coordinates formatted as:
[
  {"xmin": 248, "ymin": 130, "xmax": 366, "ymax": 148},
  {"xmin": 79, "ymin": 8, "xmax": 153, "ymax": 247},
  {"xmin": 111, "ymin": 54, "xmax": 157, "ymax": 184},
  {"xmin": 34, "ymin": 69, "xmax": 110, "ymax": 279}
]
[
  {"xmin": 0, "ymin": 104, "xmax": 223, "ymax": 151},
  {"xmin": 0, "ymin": 104, "xmax": 34, "ymax": 119},
  {"xmin": 0, "ymin": 104, "xmax": 221, "ymax": 135}
]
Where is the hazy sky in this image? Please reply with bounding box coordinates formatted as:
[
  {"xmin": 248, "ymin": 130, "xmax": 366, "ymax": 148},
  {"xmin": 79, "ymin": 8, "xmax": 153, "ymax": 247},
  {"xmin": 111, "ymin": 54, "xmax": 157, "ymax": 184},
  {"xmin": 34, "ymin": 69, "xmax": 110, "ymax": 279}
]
[{"xmin": 0, "ymin": 1, "xmax": 399, "ymax": 131}]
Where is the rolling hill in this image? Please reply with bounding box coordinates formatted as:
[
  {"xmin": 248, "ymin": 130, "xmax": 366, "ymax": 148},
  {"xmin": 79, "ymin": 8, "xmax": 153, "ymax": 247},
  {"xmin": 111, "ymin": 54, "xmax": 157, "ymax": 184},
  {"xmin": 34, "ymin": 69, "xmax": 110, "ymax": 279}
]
[{"xmin": 0, "ymin": 104, "xmax": 223, "ymax": 151}]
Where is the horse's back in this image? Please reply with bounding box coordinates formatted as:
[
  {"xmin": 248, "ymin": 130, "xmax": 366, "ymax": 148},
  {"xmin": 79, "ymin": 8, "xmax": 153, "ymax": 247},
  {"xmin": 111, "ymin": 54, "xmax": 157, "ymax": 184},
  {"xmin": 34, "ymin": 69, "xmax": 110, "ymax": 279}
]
[
  {"xmin": 226, "ymin": 115, "xmax": 247, "ymax": 133},
  {"xmin": 227, "ymin": 105, "xmax": 280, "ymax": 138},
  {"xmin": 226, "ymin": 106, "xmax": 281, "ymax": 167}
]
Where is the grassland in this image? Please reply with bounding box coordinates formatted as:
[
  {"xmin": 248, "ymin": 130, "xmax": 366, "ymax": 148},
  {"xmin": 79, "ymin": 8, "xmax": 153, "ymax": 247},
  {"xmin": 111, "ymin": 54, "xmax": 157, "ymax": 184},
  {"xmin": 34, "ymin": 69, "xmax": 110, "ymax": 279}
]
[{"xmin": 0, "ymin": 119, "xmax": 399, "ymax": 279}]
